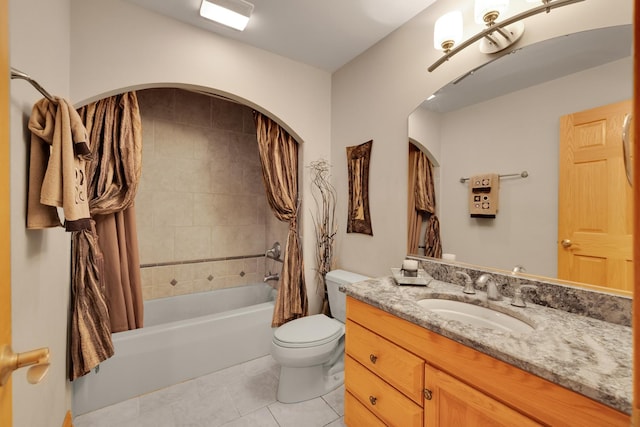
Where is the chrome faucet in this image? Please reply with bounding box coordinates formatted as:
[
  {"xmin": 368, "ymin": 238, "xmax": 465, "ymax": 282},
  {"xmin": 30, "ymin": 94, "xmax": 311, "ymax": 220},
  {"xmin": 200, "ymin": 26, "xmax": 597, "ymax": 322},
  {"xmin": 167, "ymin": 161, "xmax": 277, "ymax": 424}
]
[
  {"xmin": 512, "ymin": 265, "xmax": 526, "ymax": 274},
  {"xmin": 510, "ymin": 265, "xmax": 534, "ymax": 306},
  {"xmin": 264, "ymin": 273, "xmax": 280, "ymax": 282},
  {"xmin": 511, "ymin": 284, "xmax": 537, "ymax": 307},
  {"xmin": 475, "ymin": 274, "xmax": 501, "ymax": 301},
  {"xmin": 455, "ymin": 271, "xmax": 475, "ymax": 295}
]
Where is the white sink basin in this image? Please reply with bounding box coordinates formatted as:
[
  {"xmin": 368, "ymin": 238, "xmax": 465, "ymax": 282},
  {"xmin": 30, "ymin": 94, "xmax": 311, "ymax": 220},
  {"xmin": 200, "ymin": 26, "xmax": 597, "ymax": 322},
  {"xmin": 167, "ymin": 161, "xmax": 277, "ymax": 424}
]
[{"xmin": 417, "ymin": 298, "xmax": 534, "ymax": 333}]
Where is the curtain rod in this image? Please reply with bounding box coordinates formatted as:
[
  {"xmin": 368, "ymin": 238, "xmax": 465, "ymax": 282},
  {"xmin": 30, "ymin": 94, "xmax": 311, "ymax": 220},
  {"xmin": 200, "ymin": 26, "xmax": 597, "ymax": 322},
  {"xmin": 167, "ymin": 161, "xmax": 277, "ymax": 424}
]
[{"xmin": 10, "ymin": 67, "xmax": 54, "ymax": 101}]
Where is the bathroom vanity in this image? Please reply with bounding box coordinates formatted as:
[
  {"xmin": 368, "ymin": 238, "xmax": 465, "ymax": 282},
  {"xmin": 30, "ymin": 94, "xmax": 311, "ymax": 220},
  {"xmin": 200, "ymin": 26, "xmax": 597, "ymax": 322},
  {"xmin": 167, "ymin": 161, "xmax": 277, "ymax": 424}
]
[{"xmin": 341, "ymin": 273, "xmax": 631, "ymax": 426}]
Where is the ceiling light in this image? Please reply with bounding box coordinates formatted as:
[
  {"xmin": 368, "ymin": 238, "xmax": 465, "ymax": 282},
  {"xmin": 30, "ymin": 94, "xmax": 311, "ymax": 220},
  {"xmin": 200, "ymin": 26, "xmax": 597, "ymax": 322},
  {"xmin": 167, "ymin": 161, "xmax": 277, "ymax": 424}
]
[
  {"xmin": 428, "ymin": 0, "xmax": 584, "ymax": 72},
  {"xmin": 199, "ymin": 0, "xmax": 254, "ymax": 31}
]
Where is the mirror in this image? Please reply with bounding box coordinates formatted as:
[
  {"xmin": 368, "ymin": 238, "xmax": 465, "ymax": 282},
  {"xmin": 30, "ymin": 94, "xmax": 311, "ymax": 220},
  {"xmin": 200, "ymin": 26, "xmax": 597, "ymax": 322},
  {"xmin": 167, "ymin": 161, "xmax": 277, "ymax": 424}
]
[{"xmin": 408, "ymin": 25, "xmax": 633, "ymax": 292}]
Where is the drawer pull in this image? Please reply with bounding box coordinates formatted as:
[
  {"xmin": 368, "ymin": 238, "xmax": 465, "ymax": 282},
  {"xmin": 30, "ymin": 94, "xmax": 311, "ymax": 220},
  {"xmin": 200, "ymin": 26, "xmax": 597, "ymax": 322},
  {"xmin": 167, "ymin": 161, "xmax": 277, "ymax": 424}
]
[
  {"xmin": 369, "ymin": 354, "xmax": 378, "ymax": 364},
  {"xmin": 369, "ymin": 395, "xmax": 377, "ymax": 405},
  {"xmin": 424, "ymin": 388, "xmax": 433, "ymax": 400}
]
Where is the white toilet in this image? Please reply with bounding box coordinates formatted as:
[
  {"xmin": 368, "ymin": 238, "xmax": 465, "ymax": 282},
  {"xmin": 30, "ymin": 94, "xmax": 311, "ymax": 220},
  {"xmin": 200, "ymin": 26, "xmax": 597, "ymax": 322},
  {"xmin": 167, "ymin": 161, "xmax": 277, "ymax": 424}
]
[{"xmin": 271, "ymin": 269, "xmax": 368, "ymax": 403}]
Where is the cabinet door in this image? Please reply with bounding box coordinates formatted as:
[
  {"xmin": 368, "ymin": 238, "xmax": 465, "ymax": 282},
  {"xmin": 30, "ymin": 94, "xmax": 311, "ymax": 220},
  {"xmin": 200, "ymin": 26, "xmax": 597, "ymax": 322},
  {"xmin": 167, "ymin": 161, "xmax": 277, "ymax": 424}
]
[{"xmin": 424, "ymin": 364, "xmax": 542, "ymax": 427}]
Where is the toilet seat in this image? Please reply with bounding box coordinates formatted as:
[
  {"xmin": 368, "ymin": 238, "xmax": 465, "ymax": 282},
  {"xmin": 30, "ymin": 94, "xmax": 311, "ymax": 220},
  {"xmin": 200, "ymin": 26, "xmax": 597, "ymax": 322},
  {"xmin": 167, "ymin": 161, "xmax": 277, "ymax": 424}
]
[{"xmin": 273, "ymin": 314, "xmax": 343, "ymax": 348}]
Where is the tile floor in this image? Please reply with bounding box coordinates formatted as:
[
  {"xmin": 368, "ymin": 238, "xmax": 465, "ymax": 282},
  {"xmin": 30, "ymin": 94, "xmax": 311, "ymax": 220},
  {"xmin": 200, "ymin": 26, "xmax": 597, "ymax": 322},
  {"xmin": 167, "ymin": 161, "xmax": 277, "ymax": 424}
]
[{"xmin": 73, "ymin": 355, "xmax": 345, "ymax": 427}]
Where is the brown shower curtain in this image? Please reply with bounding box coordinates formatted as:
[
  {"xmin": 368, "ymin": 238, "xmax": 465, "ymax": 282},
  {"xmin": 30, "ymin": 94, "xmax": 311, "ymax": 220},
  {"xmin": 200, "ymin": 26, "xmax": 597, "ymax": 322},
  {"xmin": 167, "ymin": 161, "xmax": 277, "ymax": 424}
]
[
  {"xmin": 70, "ymin": 92, "xmax": 143, "ymax": 379},
  {"xmin": 254, "ymin": 112, "xmax": 308, "ymax": 327},
  {"xmin": 408, "ymin": 144, "xmax": 442, "ymax": 257}
]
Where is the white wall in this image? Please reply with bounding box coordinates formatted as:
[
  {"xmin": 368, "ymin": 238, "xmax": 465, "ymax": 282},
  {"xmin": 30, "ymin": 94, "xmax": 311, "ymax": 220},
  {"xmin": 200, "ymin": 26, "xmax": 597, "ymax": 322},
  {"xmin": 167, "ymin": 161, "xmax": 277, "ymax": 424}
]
[
  {"xmin": 438, "ymin": 57, "xmax": 632, "ymax": 277},
  {"xmin": 408, "ymin": 107, "xmax": 441, "ymax": 165},
  {"xmin": 69, "ymin": 0, "xmax": 332, "ymax": 313},
  {"xmin": 9, "ymin": 0, "xmax": 73, "ymax": 426},
  {"xmin": 331, "ymin": 0, "xmax": 632, "ymax": 278}
]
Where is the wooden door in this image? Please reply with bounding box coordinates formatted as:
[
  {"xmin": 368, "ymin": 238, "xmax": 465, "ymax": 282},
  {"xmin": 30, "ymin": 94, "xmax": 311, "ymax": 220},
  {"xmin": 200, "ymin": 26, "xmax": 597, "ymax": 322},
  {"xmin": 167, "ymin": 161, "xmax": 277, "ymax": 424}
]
[
  {"xmin": 558, "ymin": 100, "xmax": 633, "ymax": 292},
  {"xmin": 633, "ymin": 1, "xmax": 640, "ymax": 424},
  {"xmin": 423, "ymin": 364, "xmax": 541, "ymax": 426},
  {"xmin": 0, "ymin": 0, "xmax": 12, "ymax": 424}
]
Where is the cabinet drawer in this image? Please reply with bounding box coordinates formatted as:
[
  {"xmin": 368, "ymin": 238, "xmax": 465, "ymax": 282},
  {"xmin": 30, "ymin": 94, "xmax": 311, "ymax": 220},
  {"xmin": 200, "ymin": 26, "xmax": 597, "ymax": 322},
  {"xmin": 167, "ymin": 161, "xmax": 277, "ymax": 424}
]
[
  {"xmin": 345, "ymin": 355, "xmax": 423, "ymax": 427},
  {"xmin": 344, "ymin": 391, "xmax": 386, "ymax": 427},
  {"xmin": 346, "ymin": 319, "xmax": 424, "ymax": 405}
]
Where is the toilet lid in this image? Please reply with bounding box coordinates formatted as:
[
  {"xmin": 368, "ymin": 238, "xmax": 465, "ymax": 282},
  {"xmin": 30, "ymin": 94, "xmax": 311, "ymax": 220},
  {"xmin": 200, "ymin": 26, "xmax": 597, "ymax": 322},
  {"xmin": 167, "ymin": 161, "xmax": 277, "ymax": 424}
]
[{"xmin": 273, "ymin": 314, "xmax": 344, "ymax": 348}]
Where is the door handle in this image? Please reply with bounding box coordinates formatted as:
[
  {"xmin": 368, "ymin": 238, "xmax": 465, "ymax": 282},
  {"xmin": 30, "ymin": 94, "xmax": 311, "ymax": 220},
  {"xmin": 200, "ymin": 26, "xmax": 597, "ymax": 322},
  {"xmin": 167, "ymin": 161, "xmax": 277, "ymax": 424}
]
[
  {"xmin": 561, "ymin": 239, "xmax": 572, "ymax": 248},
  {"xmin": 622, "ymin": 113, "xmax": 633, "ymax": 186},
  {"xmin": 0, "ymin": 345, "xmax": 50, "ymax": 386}
]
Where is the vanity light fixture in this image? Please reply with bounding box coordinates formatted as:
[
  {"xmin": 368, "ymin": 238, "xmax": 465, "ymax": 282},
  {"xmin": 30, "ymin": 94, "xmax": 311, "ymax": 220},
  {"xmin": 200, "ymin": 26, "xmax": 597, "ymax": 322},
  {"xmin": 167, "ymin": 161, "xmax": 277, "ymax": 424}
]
[
  {"xmin": 199, "ymin": 0, "xmax": 254, "ymax": 31},
  {"xmin": 428, "ymin": 0, "xmax": 584, "ymax": 72}
]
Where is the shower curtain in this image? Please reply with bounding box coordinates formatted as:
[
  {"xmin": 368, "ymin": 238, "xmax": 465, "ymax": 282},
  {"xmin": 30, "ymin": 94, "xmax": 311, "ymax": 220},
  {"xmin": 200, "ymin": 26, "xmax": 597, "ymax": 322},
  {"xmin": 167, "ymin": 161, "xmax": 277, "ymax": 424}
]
[
  {"xmin": 254, "ymin": 112, "xmax": 308, "ymax": 327},
  {"xmin": 70, "ymin": 92, "xmax": 143, "ymax": 379},
  {"xmin": 78, "ymin": 92, "xmax": 143, "ymax": 332},
  {"xmin": 408, "ymin": 144, "xmax": 442, "ymax": 257}
]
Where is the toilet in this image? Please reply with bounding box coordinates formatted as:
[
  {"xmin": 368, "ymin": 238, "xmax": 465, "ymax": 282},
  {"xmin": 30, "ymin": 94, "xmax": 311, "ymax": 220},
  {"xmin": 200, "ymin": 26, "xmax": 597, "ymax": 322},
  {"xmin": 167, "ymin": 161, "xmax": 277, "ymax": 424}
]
[{"xmin": 271, "ymin": 269, "xmax": 368, "ymax": 403}]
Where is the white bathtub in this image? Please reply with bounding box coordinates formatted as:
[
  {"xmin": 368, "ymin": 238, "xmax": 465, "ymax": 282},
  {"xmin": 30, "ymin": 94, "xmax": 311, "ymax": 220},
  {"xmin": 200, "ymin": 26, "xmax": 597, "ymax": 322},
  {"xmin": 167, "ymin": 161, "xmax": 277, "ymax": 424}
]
[{"xmin": 72, "ymin": 283, "xmax": 276, "ymax": 415}]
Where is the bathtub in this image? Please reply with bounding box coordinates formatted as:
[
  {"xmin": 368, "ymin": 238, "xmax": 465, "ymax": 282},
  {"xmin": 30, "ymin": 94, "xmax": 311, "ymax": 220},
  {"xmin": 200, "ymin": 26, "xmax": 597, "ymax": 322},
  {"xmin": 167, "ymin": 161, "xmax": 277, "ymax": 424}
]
[{"xmin": 72, "ymin": 283, "xmax": 276, "ymax": 415}]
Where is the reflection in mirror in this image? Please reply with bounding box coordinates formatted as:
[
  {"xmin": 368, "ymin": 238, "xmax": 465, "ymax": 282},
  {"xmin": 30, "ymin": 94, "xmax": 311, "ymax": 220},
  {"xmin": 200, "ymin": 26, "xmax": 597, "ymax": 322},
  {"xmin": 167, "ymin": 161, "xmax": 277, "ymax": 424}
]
[
  {"xmin": 408, "ymin": 143, "xmax": 441, "ymax": 258},
  {"xmin": 408, "ymin": 25, "xmax": 633, "ymax": 293}
]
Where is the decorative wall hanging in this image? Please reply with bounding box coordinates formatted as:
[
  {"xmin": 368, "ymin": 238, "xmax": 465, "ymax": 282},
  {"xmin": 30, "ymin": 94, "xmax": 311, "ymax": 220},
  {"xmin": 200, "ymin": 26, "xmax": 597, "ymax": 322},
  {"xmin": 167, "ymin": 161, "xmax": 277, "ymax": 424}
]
[{"xmin": 346, "ymin": 140, "xmax": 373, "ymax": 235}]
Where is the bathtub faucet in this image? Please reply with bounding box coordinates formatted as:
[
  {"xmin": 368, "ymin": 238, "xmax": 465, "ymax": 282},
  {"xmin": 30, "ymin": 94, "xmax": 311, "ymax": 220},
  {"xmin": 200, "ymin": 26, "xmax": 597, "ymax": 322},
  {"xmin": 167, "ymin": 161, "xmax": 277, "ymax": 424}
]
[
  {"xmin": 264, "ymin": 273, "xmax": 280, "ymax": 282},
  {"xmin": 265, "ymin": 242, "xmax": 281, "ymax": 261}
]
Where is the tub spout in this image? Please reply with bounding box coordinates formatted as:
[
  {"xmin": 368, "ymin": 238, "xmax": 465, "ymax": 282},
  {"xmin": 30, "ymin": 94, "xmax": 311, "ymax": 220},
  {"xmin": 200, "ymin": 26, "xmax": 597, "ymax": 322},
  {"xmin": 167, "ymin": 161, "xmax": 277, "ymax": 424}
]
[{"xmin": 264, "ymin": 273, "xmax": 280, "ymax": 282}]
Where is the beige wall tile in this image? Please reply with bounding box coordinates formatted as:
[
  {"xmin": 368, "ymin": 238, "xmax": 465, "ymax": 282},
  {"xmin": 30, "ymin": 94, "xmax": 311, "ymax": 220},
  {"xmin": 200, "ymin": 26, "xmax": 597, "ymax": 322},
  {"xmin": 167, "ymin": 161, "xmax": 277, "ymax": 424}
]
[
  {"xmin": 142, "ymin": 286, "xmax": 154, "ymax": 300},
  {"xmin": 152, "ymin": 191, "xmax": 194, "ymax": 227},
  {"xmin": 175, "ymin": 226, "xmax": 212, "ymax": 261},
  {"xmin": 242, "ymin": 107, "xmax": 256, "ymax": 135},
  {"xmin": 172, "ymin": 281, "xmax": 195, "ymax": 296},
  {"xmin": 195, "ymin": 261, "xmax": 216, "ymax": 281},
  {"xmin": 174, "ymin": 263, "xmax": 198, "ymax": 282},
  {"xmin": 142, "ymin": 156, "xmax": 179, "ymax": 192},
  {"xmin": 175, "ymin": 157, "xmax": 212, "ymax": 193},
  {"xmin": 211, "ymin": 160, "xmax": 244, "ymax": 194},
  {"xmin": 140, "ymin": 268, "xmax": 153, "ymax": 287},
  {"xmin": 243, "ymin": 167, "xmax": 264, "ymax": 195},
  {"xmin": 137, "ymin": 88, "xmax": 176, "ymax": 121},
  {"xmin": 136, "ymin": 88, "xmax": 274, "ymax": 300},
  {"xmin": 152, "ymin": 283, "xmax": 175, "ymax": 299},
  {"xmin": 175, "ymin": 90, "xmax": 212, "ymax": 128},
  {"xmin": 149, "ymin": 227, "xmax": 176, "ymax": 263},
  {"xmin": 155, "ymin": 120, "xmax": 195, "ymax": 159},
  {"xmin": 243, "ymin": 257, "xmax": 258, "ymax": 274},
  {"xmin": 151, "ymin": 265, "xmax": 177, "ymax": 287},
  {"xmin": 212, "ymin": 97, "xmax": 244, "ymax": 132}
]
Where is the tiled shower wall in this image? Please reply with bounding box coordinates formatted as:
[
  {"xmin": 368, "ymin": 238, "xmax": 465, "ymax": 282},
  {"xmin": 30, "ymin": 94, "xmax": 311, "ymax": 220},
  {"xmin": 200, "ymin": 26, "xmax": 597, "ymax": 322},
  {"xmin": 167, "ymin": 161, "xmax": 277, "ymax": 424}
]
[{"xmin": 135, "ymin": 88, "xmax": 288, "ymax": 300}]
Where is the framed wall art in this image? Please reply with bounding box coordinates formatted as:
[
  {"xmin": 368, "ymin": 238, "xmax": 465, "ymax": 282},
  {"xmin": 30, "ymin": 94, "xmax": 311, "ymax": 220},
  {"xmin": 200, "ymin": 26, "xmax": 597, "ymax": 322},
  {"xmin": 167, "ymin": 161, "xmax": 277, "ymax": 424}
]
[{"xmin": 346, "ymin": 140, "xmax": 373, "ymax": 235}]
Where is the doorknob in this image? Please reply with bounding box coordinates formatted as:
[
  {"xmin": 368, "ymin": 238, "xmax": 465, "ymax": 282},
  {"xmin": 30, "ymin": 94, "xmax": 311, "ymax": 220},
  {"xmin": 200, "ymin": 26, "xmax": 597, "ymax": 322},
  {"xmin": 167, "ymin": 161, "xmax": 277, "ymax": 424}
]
[
  {"xmin": 0, "ymin": 345, "xmax": 50, "ymax": 386},
  {"xmin": 561, "ymin": 239, "xmax": 572, "ymax": 248}
]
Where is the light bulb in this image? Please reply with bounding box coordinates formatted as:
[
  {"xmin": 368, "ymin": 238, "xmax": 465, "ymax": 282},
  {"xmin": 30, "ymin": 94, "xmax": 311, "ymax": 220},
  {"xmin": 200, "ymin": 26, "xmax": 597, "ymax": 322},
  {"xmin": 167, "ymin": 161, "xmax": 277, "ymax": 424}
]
[{"xmin": 433, "ymin": 11, "xmax": 463, "ymax": 52}]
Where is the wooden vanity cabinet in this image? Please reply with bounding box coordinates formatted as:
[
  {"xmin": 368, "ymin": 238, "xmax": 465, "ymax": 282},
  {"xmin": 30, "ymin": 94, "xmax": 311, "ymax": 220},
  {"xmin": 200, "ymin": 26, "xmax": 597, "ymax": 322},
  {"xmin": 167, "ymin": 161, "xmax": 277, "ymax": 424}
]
[{"xmin": 344, "ymin": 297, "xmax": 630, "ymax": 427}]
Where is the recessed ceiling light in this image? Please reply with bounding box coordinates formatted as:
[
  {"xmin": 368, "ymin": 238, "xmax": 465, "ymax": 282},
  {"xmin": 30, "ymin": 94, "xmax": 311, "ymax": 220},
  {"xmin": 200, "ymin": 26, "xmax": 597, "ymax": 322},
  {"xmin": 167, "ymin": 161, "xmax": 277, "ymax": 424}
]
[{"xmin": 199, "ymin": 0, "xmax": 254, "ymax": 31}]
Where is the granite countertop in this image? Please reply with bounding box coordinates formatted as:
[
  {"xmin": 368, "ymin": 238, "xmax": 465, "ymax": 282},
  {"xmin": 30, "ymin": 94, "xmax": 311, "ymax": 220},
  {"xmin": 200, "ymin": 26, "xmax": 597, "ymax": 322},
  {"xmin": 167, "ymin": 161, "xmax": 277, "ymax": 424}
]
[{"xmin": 341, "ymin": 276, "xmax": 632, "ymax": 414}]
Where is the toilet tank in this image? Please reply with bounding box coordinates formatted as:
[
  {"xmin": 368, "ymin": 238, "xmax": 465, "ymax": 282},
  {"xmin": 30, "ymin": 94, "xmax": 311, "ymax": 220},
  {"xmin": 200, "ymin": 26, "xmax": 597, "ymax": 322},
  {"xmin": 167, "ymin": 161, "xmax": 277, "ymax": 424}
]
[{"xmin": 325, "ymin": 270, "xmax": 369, "ymax": 323}]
